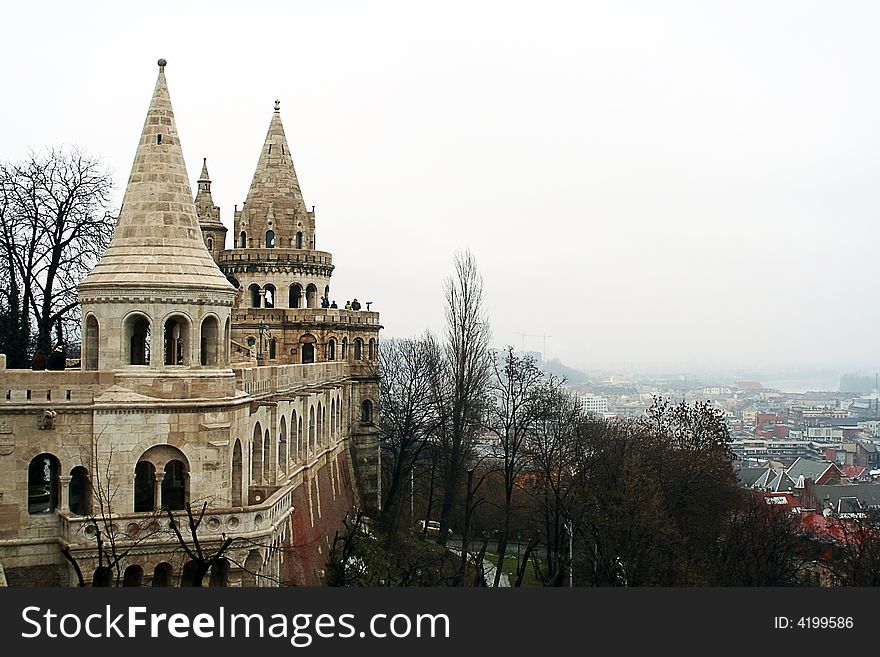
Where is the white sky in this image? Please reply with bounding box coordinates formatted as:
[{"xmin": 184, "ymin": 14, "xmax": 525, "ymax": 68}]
[{"xmin": 3, "ymin": 1, "xmax": 880, "ymax": 374}]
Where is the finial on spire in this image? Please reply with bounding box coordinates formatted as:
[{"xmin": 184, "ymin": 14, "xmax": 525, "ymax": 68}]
[
  {"xmin": 274, "ymin": 99, "xmax": 280, "ymax": 112},
  {"xmin": 158, "ymin": 58, "xmax": 167, "ymax": 69}
]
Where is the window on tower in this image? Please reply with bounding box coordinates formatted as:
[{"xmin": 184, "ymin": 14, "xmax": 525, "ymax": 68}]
[{"xmin": 266, "ymin": 230, "xmax": 275, "ymax": 248}]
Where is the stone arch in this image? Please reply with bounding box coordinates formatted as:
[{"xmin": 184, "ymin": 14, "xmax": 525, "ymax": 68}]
[
  {"xmin": 361, "ymin": 399, "xmax": 373, "ymax": 423},
  {"xmin": 300, "ymin": 333, "xmax": 316, "ymax": 364},
  {"xmin": 123, "ymin": 312, "xmax": 151, "ymax": 366},
  {"xmin": 252, "ymin": 422, "xmax": 263, "ymax": 484},
  {"xmin": 289, "ymin": 283, "xmax": 303, "ymax": 308},
  {"xmin": 231, "ymin": 439, "xmax": 243, "ymax": 506},
  {"xmin": 162, "ymin": 460, "xmax": 188, "ymax": 510},
  {"xmin": 296, "ymin": 412, "xmax": 303, "ymax": 462},
  {"xmin": 134, "ymin": 461, "xmax": 156, "ymax": 512},
  {"xmin": 84, "ymin": 314, "xmax": 99, "ymax": 370},
  {"xmin": 342, "ymin": 337, "xmax": 348, "ymax": 359},
  {"xmin": 327, "ymin": 337, "xmax": 336, "ymax": 361},
  {"xmin": 265, "ymin": 229, "xmax": 275, "ymax": 248},
  {"xmin": 249, "ymin": 283, "xmax": 261, "ymax": 308},
  {"xmin": 200, "ymin": 315, "xmax": 220, "ymax": 366},
  {"xmin": 263, "ymin": 429, "xmax": 271, "ymax": 484},
  {"xmin": 207, "ymin": 236, "xmax": 214, "ymax": 250},
  {"xmin": 92, "ymin": 566, "xmax": 113, "ymax": 587},
  {"xmin": 122, "ymin": 564, "xmax": 144, "ymax": 587},
  {"xmin": 152, "ymin": 562, "xmax": 173, "ymax": 587},
  {"xmin": 68, "ymin": 465, "xmax": 91, "ymax": 516},
  {"xmin": 162, "ymin": 313, "xmax": 192, "ymax": 366},
  {"xmin": 136, "ymin": 445, "xmax": 190, "ymax": 511},
  {"xmin": 330, "ymin": 398, "xmax": 336, "ymax": 437},
  {"xmin": 309, "ymin": 405, "xmax": 316, "ymax": 453},
  {"xmin": 305, "ymin": 284, "xmax": 317, "ymax": 309},
  {"xmin": 368, "ymin": 337, "xmax": 376, "ymax": 361},
  {"xmin": 224, "ymin": 317, "xmax": 231, "ymax": 364},
  {"xmin": 354, "ymin": 337, "xmax": 363, "ymax": 360},
  {"xmin": 27, "ymin": 453, "xmax": 60, "ymax": 514},
  {"xmin": 239, "ymin": 231, "xmax": 247, "ymax": 248},
  {"xmin": 209, "ymin": 558, "xmax": 231, "ymax": 587},
  {"xmin": 242, "ymin": 549, "xmax": 264, "ymax": 587},
  {"xmin": 279, "ymin": 416, "xmax": 287, "ymax": 475},
  {"xmin": 295, "ymin": 231, "xmax": 303, "ymax": 249},
  {"xmin": 269, "ymin": 337, "xmax": 277, "ymax": 360},
  {"xmin": 264, "ymin": 283, "xmax": 276, "ymax": 309},
  {"xmin": 317, "ymin": 402, "xmax": 324, "ymax": 447},
  {"xmin": 181, "ymin": 560, "xmax": 199, "ymax": 587}
]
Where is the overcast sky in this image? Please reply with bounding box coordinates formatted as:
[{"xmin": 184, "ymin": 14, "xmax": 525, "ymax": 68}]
[{"xmin": 3, "ymin": 1, "xmax": 880, "ymax": 375}]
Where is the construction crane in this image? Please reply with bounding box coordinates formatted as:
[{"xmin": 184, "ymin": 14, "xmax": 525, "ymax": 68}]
[{"xmin": 514, "ymin": 331, "xmax": 552, "ymax": 362}]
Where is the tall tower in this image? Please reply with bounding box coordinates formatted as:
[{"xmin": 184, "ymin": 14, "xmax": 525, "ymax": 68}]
[
  {"xmin": 195, "ymin": 158, "xmax": 226, "ymax": 261},
  {"xmin": 77, "ymin": 59, "xmax": 237, "ymax": 382}
]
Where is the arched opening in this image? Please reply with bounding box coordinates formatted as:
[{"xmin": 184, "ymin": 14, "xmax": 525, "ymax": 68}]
[
  {"xmin": 342, "ymin": 337, "xmax": 348, "ymax": 359},
  {"xmin": 297, "ymin": 414, "xmax": 303, "ymax": 462},
  {"xmin": 249, "ymin": 284, "xmax": 261, "ymax": 308},
  {"xmin": 331, "ymin": 399, "xmax": 336, "ymax": 437},
  {"xmin": 309, "ymin": 406, "xmax": 316, "ymax": 454},
  {"xmin": 152, "ymin": 562, "xmax": 173, "ymax": 587},
  {"xmin": 232, "ymin": 439, "xmax": 243, "ymax": 506},
  {"xmin": 92, "ymin": 567, "xmax": 113, "ymax": 587},
  {"xmin": 162, "ymin": 460, "xmax": 187, "ymax": 510},
  {"xmin": 85, "ymin": 315, "xmax": 99, "ymax": 370},
  {"xmin": 200, "ymin": 316, "xmax": 219, "ymax": 366},
  {"xmin": 264, "ymin": 284, "xmax": 276, "ymax": 309},
  {"xmin": 361, "ymin": 400, "xmax": 373, "ymax": 423},
  {"xmin": 122, "ymin": 564, "xmax": 144, "ymax": 587},
  {"xmin": 28, "ymin": 453, "xmax": 59, "ymax": 514},
  {"xmin": 209, "ymin": 558, "xmax": 231, "ymax": 587},
  {"xmin": 278, "ymin": 416, "xmax": 287, "ymax": 475},
  {"xmin": 207, "ymin": 236, "xmax": 214, "ymax": 251},
  {"xmin": 317, "ymin": 403, "xmax": 324, "ymax": 447},
  {"xmin": 163, "ymin": 315, "xmax": 190, "ymax": 366},
  {"xmin": 300, "ymin": 333, "xmax": 316, "ymax": 364},
  {"xmin": 324, "ymin": 285, "xmax": 330, "ymax": 301},
  {"xmin": 265, "ymin": 230, "xmax": 275, "ymax": 248},
  {"xmin": 263, "ymin": 429, "xmax": 271, "ymax": 484},
  {"xmin": 125, "ymin": 314, "xmax": 151, "ymax": 366},
  {"xmin": 134, "ymin": 461, "xmax": 156, "ymax": 512},
  {"xmin": 180, "ymin": 560, "xmax": 199, "ymax": 587},
  {"xmin": 295, "ymin": 231, "xmax": 303, "ymax": 249},
  {"xmin": 269, "ymin": 337, "xmax": 277, "ymax": 360},
  {"xmin": 305, "ymin": 284, "xmax": 317, "ymax": 309},
  {"xmin": 68, "ymin": 466, "xmax": 91, "ymax": 516},
  {"xmin": 239, "ymin": 231, "xmax": 247, "ymax": 248},
  {"xmin": 369, "ymin": 338, "xmax": 376, "ymax": 361},
  {"xmin": 354, "ymin": 338, "xmax": 363, "ymax": 360},
  {"xmin": 224, "ymin": 317, "xmax": 231, "ymax": 364},
  {"xmin": 252, "ymin": 423, "xmax": 263, "ymax": 484},
  {"xmin": 289, "ymin": 283, "xmax": 302, "ymax": 308},
  {"xmin": 327, "ymin": 338, "xmax": 336, "ymax": 361}
]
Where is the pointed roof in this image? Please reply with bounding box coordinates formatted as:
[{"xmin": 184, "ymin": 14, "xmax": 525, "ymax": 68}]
[
  {"xmin": 241, "ymin": 100, "xmax": 308, "ymax": 217},
  {"xmin": 79, "ymin": 60, "xmax": 234, "ymax": 295},
  {"xmin": 195, "ymin": 157, "xmax": 223, "ymax": 229},
  {"xmin": 198, "ymin": 157, "xmax": 210, "ymax": 182}
]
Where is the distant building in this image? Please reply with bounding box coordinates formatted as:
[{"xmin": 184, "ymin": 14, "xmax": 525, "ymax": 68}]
[{"xmin": 577, "ymin": 394, "xmax": 609, "ymax": 415}]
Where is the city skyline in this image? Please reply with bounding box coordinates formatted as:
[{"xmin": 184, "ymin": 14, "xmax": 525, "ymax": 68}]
[{"xmin": 3, "ymin": 1, "xmax": 880, "ymax": 372}]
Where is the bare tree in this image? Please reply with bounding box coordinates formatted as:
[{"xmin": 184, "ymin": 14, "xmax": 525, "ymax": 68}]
[
  {"xmin": 435, "ymin": 250, "xmax": 491, "ymax": 546},
  {"xmin": 485, "ymin": 346, "xmax": 544, "ymax": 586},
  {"xmin": 0, "ymin": 148, "xmax": 115, "ymax": 360}
]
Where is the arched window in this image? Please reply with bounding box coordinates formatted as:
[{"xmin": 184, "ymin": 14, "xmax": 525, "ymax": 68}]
[
  {"xmin": 269, "ymin": 338, "xmax": 277, "ymax": 360},
  {"xmin": 331, "ymin": 399, "xmax": 336, "ymax": 437},
  {"xmin": 28, "ymin": 453, "xmax": 59, "ymax": 514},
  {"xmin": 224, "ymin": 317, "xmax": 231, "ymax": 364},
  {"xmin": 162, "ymin": 460, "xmax": 187, "ymax": 510},
  {"xmin": 263, "ymin": 429, "xmax": 271, "ymax": 484},
  {"xmin": 289, "ymin": 283, "xmax": 302, "ymax": 308},
  {"xmin": 317, "ymin": 403, "xmax": 324, "ymax": 447},
  {"xmin": 232, "ymin": 440, "xmax": 243, "ymax": 507},
  {"xmin": 361, "ymin": 400, "xmax": 373, "ymax": 423},
  {"xmin": 249, "ymin": 284, "xmax": 261, "ymax": 308},
  {"xmin": 239, "ymin": 231, "xmax": 247, "ymax": 248},
  {"xmin": 123, "ymin": 565, "xmax": 144, "ymax": 587},
  {"xmin": 152, "ymin": 562, "xmax": 173, "ymax": 587},
  {"xmin": 92, "ymin": 567, "xmax": 113, "ymax": 587},
  {"xmin": 300, "ymin": 333, "xmax": 316, "ymax": 364},
  {"xmin": 207, "ymin": 237, "xmax": 214, "ymax": 251},
  {"xmin": 181, "ymin": 560, "xmax": 199, "ymax": 587},
  {"xmin": 327, "ymin": 338, "xmax": 336, "ymax": 361},
  {"xmin": 125, "ymin": 314, "xmax": 151, "ymax": 366},
  {"xmin": 242, "ymin": 550, "xmax": 263, "ymax": 587},
  {"xmin": 209, "ymin": 558, "xmax": 230, "ymax": 587},
  {"xmin": 305, "ymin": 284, "xmax": 317, "ymax": 309},
  {"xmin": 309, "ymin": 406, "xmax": 316, "ymax": 453},
  {"xmin": 279, "ymin": 416, "xmax": 287, "ymax": 475},
  {"xmin": 85, "ymin": 315, "xmax": 99, "ymax": 370},
  {"xmin": 295, "ymin": 231, "xmax": 303, "ymax": 249},
  {"xmin": 68, "ymin": 466, "xmax": 91, "ymax": 516},
  {"xmin": 294, "ymin": 411, "xmax": 302, "ymax": 462},
  {"xmin": 368, "ymin": 338, "xmax": 376, "ymax": 361},
  {"xmin": 200, "ymin": 316, "xmax": 219, "ymax": 366},
  {"xmin": 341, "ymin": 337, "xmax": 348, "ymax": 359},
  {"xmin": 264, "ymin": 284, "xmax": 276, "ymax": 309},
  {"xmin": 163, "ymin": 315, "xmax": 190, "ymax": 365},
  {"xmin": 354, "ymin": 338, "xmax": 363, "ymax": 360},
  {"xmin": 134, "ymin": 461, "xmax": 156, "ymax": 512},
  {"xmin": 265, "ymin": 230, "xmax": 275, "ymax": 248},
  {"xmin": 252, "ymin": 423, "xmax": 263, "ymax": 484}
]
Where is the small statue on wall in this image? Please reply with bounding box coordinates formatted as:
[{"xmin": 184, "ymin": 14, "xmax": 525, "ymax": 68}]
[{"xmin": 39, "ymin": 409, "xmax": 57, "ymax": 430}]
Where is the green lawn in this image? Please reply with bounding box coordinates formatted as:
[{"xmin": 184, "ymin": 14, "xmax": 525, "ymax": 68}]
[{"xmin": 484, "ymin": 552, "xmax": 543, "ymax": 587}]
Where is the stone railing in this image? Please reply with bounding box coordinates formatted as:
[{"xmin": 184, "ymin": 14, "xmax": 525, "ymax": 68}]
[
  {"xmin": 231, "ymin": 308, "xmax": 381, "ymax": 327},
  {"xmin": 234, "ymin": 361, "xmax": 351, "ymax": 395},
  {"xmin": 0, "ymin": 369, "xmax": 106, "ymax": 406},
  {"xmin": 218, "ymin": 249, "xmax": 334, "ymax": 267},
  {"xmin": 58, "ymin": 485, "xmax": 295, "ymax": 548}
]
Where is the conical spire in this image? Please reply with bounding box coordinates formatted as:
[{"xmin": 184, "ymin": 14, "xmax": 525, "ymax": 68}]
[
  {"xmin": 198, "ymin": 157, "xmax": 210, "ymax": 183},
  {"xmin": 79, "ymin": 60, "xmax": 233, "ymax": 294},
  {"xmin": 195, "ymin": 157, "xmax": 222, "ymax": 228},
  {"xmin": 241, "ymin": 100, "xmax": 308, "ymax": 216}
]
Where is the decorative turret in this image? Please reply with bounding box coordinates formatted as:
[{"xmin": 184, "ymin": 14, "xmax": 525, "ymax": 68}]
[
  {"xmin": 195, "ymin": 158, "xmax": 226, "ymax": 259},
  {"xmin": 78, "ymin": 60, "xmax": 236, "ymax": 373},
  {"xmin": 234, "ymin": 100, "xmax": 316, "ymax": 251}
]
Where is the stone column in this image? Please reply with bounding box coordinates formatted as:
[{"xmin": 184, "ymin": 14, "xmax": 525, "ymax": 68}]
[
  {"xmin": 260, "ymin": 289, "xmax": 267, "ymax": 309},
  {"xmin": 154, "ymin": 472, "xmax": 165, "ymax": 511},
  {"xmin": 58, "ymin": 475, "xmax": 72, "ymax": 512}
]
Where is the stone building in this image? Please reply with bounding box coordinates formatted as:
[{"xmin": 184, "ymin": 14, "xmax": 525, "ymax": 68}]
[{"xmin": 0, "ymin": 60, "xmax": 380, "ymax": 586}]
